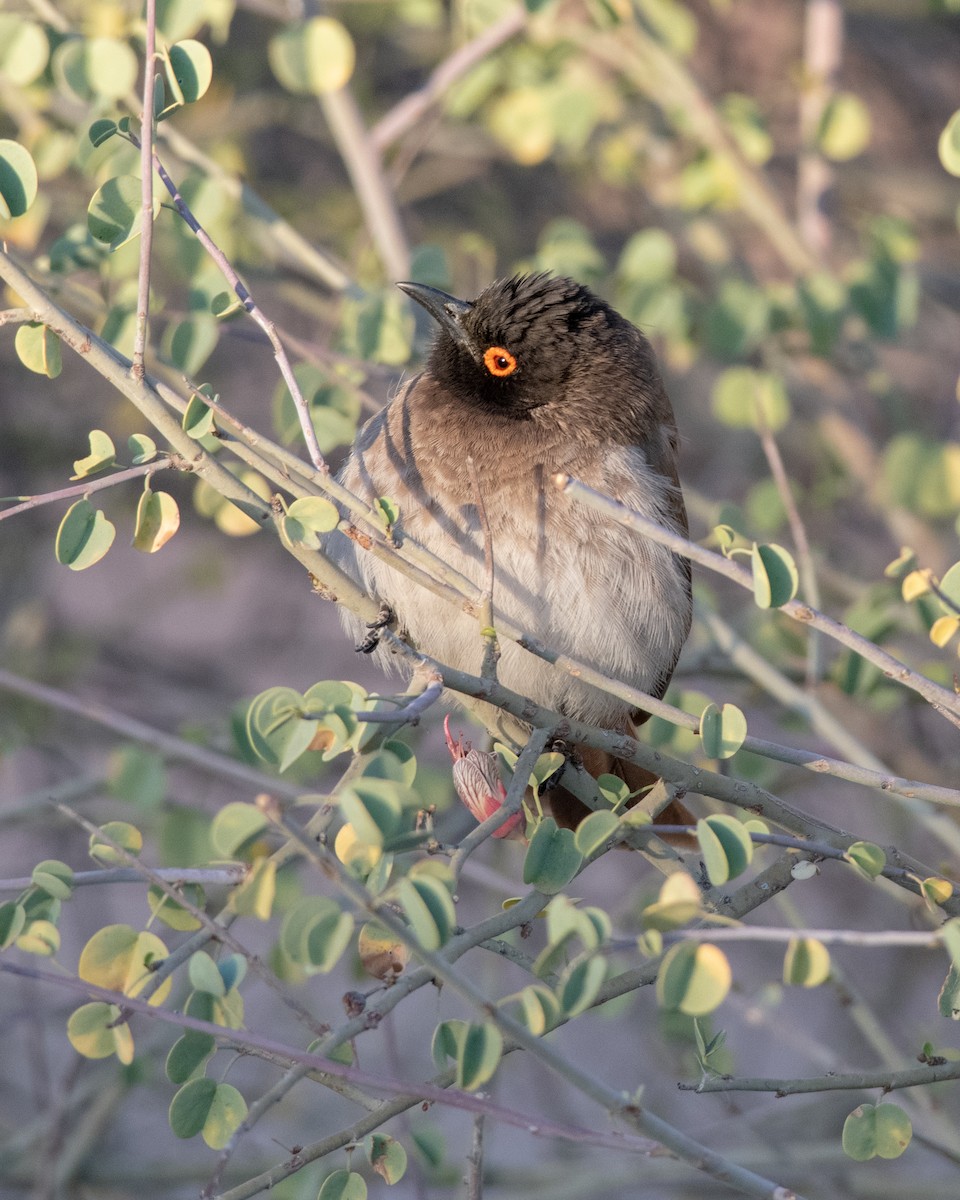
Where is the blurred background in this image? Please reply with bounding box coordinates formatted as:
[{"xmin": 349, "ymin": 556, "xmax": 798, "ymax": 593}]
[{"xmin": 2, "ymin": 0, "xmax": 960, "ymax": 1196}]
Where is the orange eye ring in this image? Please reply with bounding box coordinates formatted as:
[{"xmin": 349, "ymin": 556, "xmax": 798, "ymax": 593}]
[{"xmin": 483, "ymin": 346, "xmax": 518, "ymax": 377}]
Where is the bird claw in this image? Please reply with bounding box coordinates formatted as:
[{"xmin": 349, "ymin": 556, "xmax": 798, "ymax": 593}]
[{"xmin": 355, "ymin": 602, "xmax": 394, "ymax": 654}]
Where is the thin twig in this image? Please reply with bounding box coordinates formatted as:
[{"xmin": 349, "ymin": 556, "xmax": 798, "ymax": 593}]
[
  {"xmin": 797, "ymin": 0, "xmax": 843, "ymax": 257},
  {"xmin": 465, "ymin": 1113, "xmax": 484, "ymax": 1200},
  {"xmin": 554, "ymin": 474, "xmax": 960, "ymax": 720},
  {"xmin": 146, "ymin": 148, "xmax": 328, "ymax": 473},
  {"xmin": 350, "ymin": 674, "xmax": 443, "ymax": 724},
  {"xmin": 132, "ymin": 0, "xmax": 157, "ymax": 380},
  {"xmin": 756, "ymin": 418, "xmax": 823, "ymax": 685},
  {"xmin": 0, "ymin": 865, "xmax": 246, "ymax": 893},
  {"xmin": 320, "ymin": 86, "xmax": 410, "ymax": 280},
  {"xmin": 370, "ymin": 8, "xmax": 526, "ymax": 152},
  {"xmin": 686, "ymin": 1059, "xmax": 960, "ymax": 1097},
  {"xmin": 0, "ymin": 459, "xmax": 171, "ymax": 523}
]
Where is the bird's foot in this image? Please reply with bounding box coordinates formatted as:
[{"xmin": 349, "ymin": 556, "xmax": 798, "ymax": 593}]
[{"xmin": 355, "ymin": 602, "xmax": 394, "ymax": 654}]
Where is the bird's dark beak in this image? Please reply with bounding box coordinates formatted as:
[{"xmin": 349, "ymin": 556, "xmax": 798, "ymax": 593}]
[{"xmin": 397, "ymin": 282, "xmax": 476, "ymax": 357}]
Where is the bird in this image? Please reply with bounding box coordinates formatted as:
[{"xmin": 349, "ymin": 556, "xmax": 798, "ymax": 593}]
[{"xmin": 334, "ymin": 272, "xmax": 693, "ymax": 834}]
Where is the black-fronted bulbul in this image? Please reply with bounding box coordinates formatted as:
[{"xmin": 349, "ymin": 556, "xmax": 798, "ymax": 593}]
[{"xmin": 336, "ymin": 273, "xmax": 692, "ymax": 832}]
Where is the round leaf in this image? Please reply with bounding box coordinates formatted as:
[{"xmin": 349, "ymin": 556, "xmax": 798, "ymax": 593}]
[
  {"xmin": 169, "ymin": 1076, "xmax": 217, "ymax": 1139},
  {"xmin": 89, "ymin": 821, "xmax": 143, "ymax": 865},
  {"xmin": 783, "ymin": 937, "xmax": 831, "ymax": 987},
  {"xmin": 16, "ymin": 918, "xmax": 60, "ymax": 956},
  {"xmin": 284, "ymin": 496, "xmax": 340, "ymax": 548},
  {"xmin": 128, "ymin": 433, "xmax": 158, "ymax": 464},
  {"xmin": 0, "ymin": 139, "xmax": 39, "ymax": 219},
  {"xmin": 456, "ymin": 1022, "xmax": 503, "ymax": 1091},
  {"xmin": 88, "ymin": 175, "xmax": 159, "ymax": 251},
  {"xmin": 751, "ymin": 542, "xmax": 799, "ymax": 608},
  {"xmin": 398, "ymin": 876, "xmax": 455, "ymax": 950},
  {"xmin": 845, "ymin": 841, "xmax": 886, "ymax": 880},
  {"xmin": 818, "ymin": 92, "xmax": 872, "ymax": 162},
  {"xmin": 67, "ymin": 1002, "xmax": 133, "ymax": 1063},
  {"xmin": 54, "ymin": 499, "xmax": 116, "ymax": 571},
  {"xmin": 71, "ymin": 429, "xmax": 116, "ymax": 479},
  {"xmin": 15, "ymin": 323, "xmax": 61, "ymax": 378},
  {"xmin": 210, "ymin": 801, "xmax": 269, "ymax": 857},
  {"xmin": 268, "ymin": 18, "xmax": 356, "ymax": 95},
  {"xmin": 182, "ymin": 393, "xmax": 215, "ymax": 439},
  {"xmin": 939, "ymin": 109, "xmax": 960, "ymax": 177},
  {"xmin": 318, "ymin": 1170, "xmax": 367, "ymax": 1200},
  {"xmin": 696, "ymin": 814, "xmax": 754, "ymax": 886},
  {"xmin": 166, "ymin": 1031, "xmax": 216, "ymax": 1084},
  {"xmin": 364, "ymin": 1133, "xmax": 407, "ymax": 1185},
  {"xmin": 78, "ymin": 924, "xmax": 171, "ymax": 1004},
  {"xmin": 573, "ymin": 809, "xmax": 620, "ymax": 857},
  {"xmin": 245, "ymin": 686, "xmax": 317, "ymax": 773},
  {"xmin": 557, "ymin": 955, "xmax": 606, "ymax": 1017},
  {"xmin": 0, "ymin": 18, "xmax": 49, "ymax": 86},
  {"xmin": 31, "ymin": 859, "xmax": 74, "ymax": 900},
  {"xmin": 698, "ymin": 702, "xmax": 747, "ymax": 759},
  {"xmin": 167, "ymin": 39, "xmax": 213, "ymax": 105},
  {"xmin": 522, "ymin": 818, "xmax": 583, "ymax": 894},
  {"xmin": 358, "ymin": 921, "xmax": 408, "ymax": 982},
  {"xmin": 0, "ymin": 901, "xmax": 26, "ymax": 949},
  {"xmin": 642, "ymin": 872, "xmax": 704, "ymax": 931},
  {"xmin": 656, "ymin": 941, "xmax": 732, "ymax": 1015},
  {"xmin": 189, "ymin": 950, "xmax": 226, "ymax": 996},
  {"xmin": 133, "ymin": 488, "xmax": 180, "ymax": 553},
  {"xmin": 842, "ymin": 1102, "xmax": 912, "ymax": 1161}
]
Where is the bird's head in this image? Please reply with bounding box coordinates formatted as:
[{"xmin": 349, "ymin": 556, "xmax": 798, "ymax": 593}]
[{"xmin": 397, "ymin": 273, "xmax": 651, "ymax": 421}]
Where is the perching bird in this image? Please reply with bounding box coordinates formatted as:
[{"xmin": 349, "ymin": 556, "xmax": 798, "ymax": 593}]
[{"xmin": 335, "ymin": 273, "xmax": 692, "ymax": 832}]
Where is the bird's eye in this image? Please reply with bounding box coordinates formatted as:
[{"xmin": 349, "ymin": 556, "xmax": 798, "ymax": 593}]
[{"xmin": 483, "ymin": 346, "xmax": 518, "ymax": 377}]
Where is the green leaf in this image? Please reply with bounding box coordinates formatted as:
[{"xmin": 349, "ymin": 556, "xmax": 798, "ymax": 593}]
[
  {"xmin": 938, "ymin": 964, "xmax": 960, "ymax": 1019},
  {"xmin": 318, "ymin": 1170, "xmax": 367, "ymax": 1200},
  {"xmin": 53, "ymin": 36, "xmax": 138, "ymax": 101},
  {"xmin": 0, "ymin": 18, "xmax": 50, "ymax": 87},
  {"xmin": 283, "ymin": 496, "xmax": 340, "ymax": 548},
  {"xmin": 940, "ymin": 918, "xmax": 960, "ymax": 968},
  {"xmin": 513, "ymin": 984, "xmax": 561, "ymax": 1035},
  {"xmin": 189, "ymin": 950, "xmax": 226, "ymax": 996},
  {"xmin": 89, "ymin": 118, "xmax": 119, "ymax": 148},
  {"xmin": 522, "ymin": 818, "xmax": 583, "ymax": 894},
  {"xmin": 845, "ymin": 841, "xmax": 886, "ymax": 880},
  {"xmin": 128, "ymin": 433, "xmax": 158, "ymax": 464},
  {"xmin": 557, "ymin": 955, "xmax": 606, "ymax": 1017},
  {"xmin": 55, "ymin": 499, "xmax": 115, "ymax": 568},
  {"xmin": 245, "ymin": 686, "xmax": 318, "ymax": 773},
  {"xmin": 168, "ymin": 1078, "xmax": 247, "ymax": 1147},
  {"xmin": 340, "ymin": 779, "xmax": 403, "ymax": 848},
  {"xmin": 398, "ymin": 876, "xmax": 455, "ymax": 950},
  {"xmin": 921, "ymin": 876, "xmax": 953, "ymax": 912},
  {"xmin": 818, "ymin": 92, "xmax": 872, "ymax": 162},
  {"xmin": 364, "ymin": 1133, "xmax": 408, "ymax": 1185},
  {"xmin": 182, "ymin": 392, "xmax": 216, "ymax": 439},
  {"xmin": 78, "ymin": 924, "xmax": 171, "ymax": 1004},
  {"xmin": 842, "ymin": 1102, "xmax": 912, "ymax": 1161},
  {"xmin": 88, "ymin": 821, "xmax": 143, "ymax": 866},
  {"xmin": 67, "ymin": 1002, "xmax": 134, "ymax": 1064},
  {"xmin": 711, "ymin": 367, "xmax": 789, "ymax": 432},
  {"xmin": 231, "ymin": 857, "xmax": 277, "ymax": 921},
  {"xmin": 166, "ymin": 39, "xmax": 213, "ymax": 105},
  {"xmin": 133, "ymin": 488, "xmax": 180, "ymax": 554},
  {"xmin": 783, "ymin": 937, "xmax": 831, "ymax": 987},
  {"xmin": 281, "ymin": 896, "xmax": 354, "ymax": 972},
  {"xmin": 31, "ymin": 859, "xmax": 74, "ymax": 900},
  {"xmin": 268, "ymin": 18, "xmax": 356, "ymax": 95},
  {"xmin": 71, "ymin": 429, "xmax": 116, "ymax": 479},
  {"xmin": 0, "ymin": 901, "xmax": 26, "ymax": 949},
  {"xmin": 573, "ymin": 809, "xmax": 620, "ymax": 857},
  {"xmin": 939, "ymin": 109, "xmax": 960, "ymax": 177},
  {"xmin": 14, "ymin": 323, "xmax": 62, "ymax": 378},
  {"xmin": 642, "ymin": 872, "xmax": 704, "ymax": 931},
  {"xmin": 696, "ymin": 814, "xmax": 754, "ymax": 886},
  {"xmin": 148, "ymin": 882, "xmax": 204, "ymax": 931},
  {"xmin": 656, "ymin": 941, "xmax": 732, "ymax": 1015},
  {"xmin": 88, "ymin": 175, "xmax": 159, "ymax": 251},
  {"xmin": 0, "ymin": 139, "xmax": 39, "ymax": 219},
  {"xmin": 272, "ymin": 364, "xmax": 360, "ymax": 454},
  {"xmin": 456, "ymin": 1022, "xmax": 503, "ymax": 1091},
  {"xmin": 698, "ymin": 702, "xmax": 747, "ymax": 759},
  {"xmin": 16, "ymin": 918, "xmax": 61, "ymax": 956},
  {"xmin": 164, "ymin": 314, "xmax": 218, "ymax": 375},
  {"xmin": 210, "ymin": 801, "xmax": 269, "ymax": 857},
  {"xmin": 751, "ymin": 542, "xmax": 799, "ymax": 608},
  {"xmin": 166, "ymin": 1031, "xmax": 216, "ymax": 1083},
  {"xmin": 618, "ymin": 228, "xmax": 677, "ymax": 285}
]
